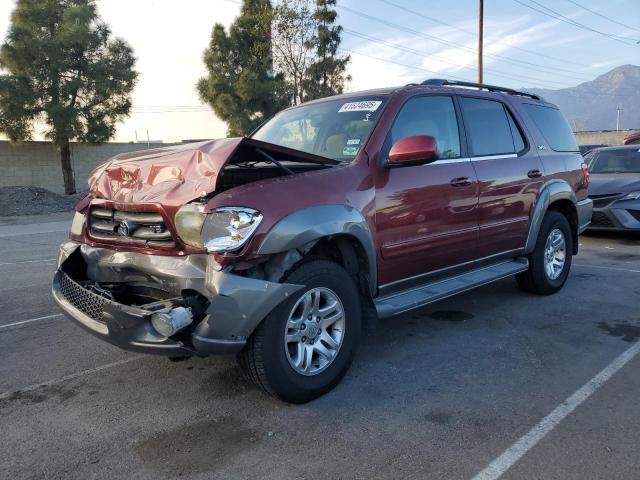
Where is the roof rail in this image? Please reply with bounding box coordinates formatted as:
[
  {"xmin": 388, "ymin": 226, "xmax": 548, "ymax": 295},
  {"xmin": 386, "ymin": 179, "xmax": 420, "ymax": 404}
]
[{"xmin": 420, "ymin": 78, "xmax": 543, "ymax": 101}]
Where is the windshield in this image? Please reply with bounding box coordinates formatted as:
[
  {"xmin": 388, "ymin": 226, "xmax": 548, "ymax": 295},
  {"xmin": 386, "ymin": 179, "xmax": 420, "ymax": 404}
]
[
  {"xmin": 590, "ymin": 148, "xmax": 640, "ymax": 173},
  {"xmin": 251, "ymin": 95, "xmax": 388, "ymax": 161}
]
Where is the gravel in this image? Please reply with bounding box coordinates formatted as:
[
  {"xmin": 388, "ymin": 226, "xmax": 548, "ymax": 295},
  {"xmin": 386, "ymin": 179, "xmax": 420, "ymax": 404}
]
[{"xmin": 0, "ymin": 186, "xmax": 86, "ymax": 216}]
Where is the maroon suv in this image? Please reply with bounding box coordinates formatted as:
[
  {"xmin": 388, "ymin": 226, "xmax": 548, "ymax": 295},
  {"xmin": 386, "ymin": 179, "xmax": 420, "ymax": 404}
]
[{"xmin": 53, "ymin": 79, "xmax": 592, "ymax": 403}]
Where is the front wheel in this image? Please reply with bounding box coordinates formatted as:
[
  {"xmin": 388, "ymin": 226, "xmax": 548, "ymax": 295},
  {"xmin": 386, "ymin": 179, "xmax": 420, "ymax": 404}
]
[
  {"xmin": 517, "ymin": 211, "xmax": 573, "ymax": 295},
  {"xmin": 237, "ymin": 259, "xmax": 362, "ymax": 403}
]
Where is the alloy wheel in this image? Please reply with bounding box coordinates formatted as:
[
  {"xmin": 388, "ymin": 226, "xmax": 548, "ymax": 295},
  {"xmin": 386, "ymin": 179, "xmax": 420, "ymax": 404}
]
[
  {"xmin": 544, "ymin": 228, "xmax": 566, "ymax": 280},
  {"xmin": 284, "ymin": 287, "xmax": 346, "ymax": 376}
]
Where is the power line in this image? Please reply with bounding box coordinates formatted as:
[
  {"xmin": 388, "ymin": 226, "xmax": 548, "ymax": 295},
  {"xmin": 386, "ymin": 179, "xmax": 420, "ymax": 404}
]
[
  {"xmin": 513, "ymin": 0, "xmax": 640, "ymax": 47},
  {"xmin": 375, "ymin": 0, "xmax": 590, "ymax": 70},
  {"xmin": 337, "ymin": 4, "xmax": 599, "ymax": 84},
  {"xmin": 565, "ymin": 0, "xmax": 640, "ymax": 35},
  {"xmin": 217, "ymin": 0, "xmax": 636, "ymax": 92},
  {"xmin": 343, "ymin": 45, "xmax": 638, "ymax": 97},
  {"xmin": 343, "ymin": 29, "xmax": 574, "ymax": 88},
  {"xmin": 345, "ymin": 27, "xmax": 588, "ymax": 85}
]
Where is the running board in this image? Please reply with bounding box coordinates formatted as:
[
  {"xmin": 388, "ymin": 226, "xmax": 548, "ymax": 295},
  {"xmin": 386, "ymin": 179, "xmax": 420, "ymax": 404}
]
[{"xmin": 375, "ymin": 258, "xmax": 529, "ymax": 319}]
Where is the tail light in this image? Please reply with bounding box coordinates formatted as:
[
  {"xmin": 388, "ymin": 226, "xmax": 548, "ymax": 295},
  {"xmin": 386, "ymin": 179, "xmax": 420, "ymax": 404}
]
[{"xmin": 580, "ymin": 163, "xmax": 590, "ymax": 188}]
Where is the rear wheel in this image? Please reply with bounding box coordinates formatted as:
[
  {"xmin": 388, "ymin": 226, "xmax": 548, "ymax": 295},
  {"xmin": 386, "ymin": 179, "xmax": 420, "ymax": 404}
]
[
  {"xmin": 237, "ymin": 259, "xmax": 362, "ymax": 403},
  {"xmin": 517, "ymin": 211, "xmax": 573, "ymax": 295}
]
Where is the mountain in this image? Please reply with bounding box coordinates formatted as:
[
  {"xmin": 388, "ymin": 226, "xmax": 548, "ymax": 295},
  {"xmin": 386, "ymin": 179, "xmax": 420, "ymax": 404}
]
[{"xmin": 527, "ymin": 64, "xmax": 640, "ymax": 132}]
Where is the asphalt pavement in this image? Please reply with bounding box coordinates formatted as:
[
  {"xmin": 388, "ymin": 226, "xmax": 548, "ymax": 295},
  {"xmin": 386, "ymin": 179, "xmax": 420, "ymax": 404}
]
[{"xmin": 1, "ymin": 212, "xmax": 639, "ymax": 480}]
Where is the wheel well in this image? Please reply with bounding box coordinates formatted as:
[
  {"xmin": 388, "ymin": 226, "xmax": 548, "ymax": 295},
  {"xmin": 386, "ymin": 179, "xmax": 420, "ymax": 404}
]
[
  {"xmin": 305, "ymin": 235, "xmax": 372, "ymax": 293},
  {"xmin": 547, "ymin": 199, "xmax": 579, "ymax": 254}
]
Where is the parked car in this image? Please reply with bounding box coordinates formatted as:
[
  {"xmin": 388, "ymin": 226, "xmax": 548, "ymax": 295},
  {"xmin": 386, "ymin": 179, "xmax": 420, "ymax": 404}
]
[
  {"xmin": 580, "ymin": 144, "xmax": 607, "ymax": 156},
  {"xmin": 52, "ymin": 79, "xmax": 592, "ymax": 403},
  {"xmin": 623, "ymin": 131, "xmax": 640, "ymax": 145},
  {"xmin": 586, "ymin": 145, "xmax": 640, "ymax": 231}
]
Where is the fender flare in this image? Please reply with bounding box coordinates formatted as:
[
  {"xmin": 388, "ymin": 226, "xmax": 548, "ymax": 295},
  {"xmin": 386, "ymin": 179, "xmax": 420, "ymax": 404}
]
[
  {"xmin": 524, "ymin": 179, "xmax": 577, "ymax": 254},
  {"xmin": 257, "ymin": 204, "xmax": 377, "ymax": 296}
]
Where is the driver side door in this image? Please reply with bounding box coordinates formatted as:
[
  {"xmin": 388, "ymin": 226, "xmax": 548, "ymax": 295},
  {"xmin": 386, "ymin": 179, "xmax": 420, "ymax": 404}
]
[{"xmin": 374, "ymin": 95, "xmax": 479, "ymax": 288}]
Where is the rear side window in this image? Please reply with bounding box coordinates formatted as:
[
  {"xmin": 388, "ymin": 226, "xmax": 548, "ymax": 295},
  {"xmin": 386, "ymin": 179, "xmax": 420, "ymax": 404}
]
[
  {"xmin": 459, "ymin": 97, "xmax": 525, "ymax": 156},
  {"xmin": 524, "ymin": 104, "xmax": 578, "ymax": 152}
]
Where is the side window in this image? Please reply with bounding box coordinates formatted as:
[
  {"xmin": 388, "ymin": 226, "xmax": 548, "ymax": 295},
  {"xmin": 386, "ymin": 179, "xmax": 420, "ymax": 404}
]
[
  {"xmin": 389, "ymin": 96, "xmax": 461, "ymax": 159},
  {"xmin": 507, "ymin": 111, "xmax": 526, "ymax": 152},
  {"xmin": 523, "ymin": 104, "xmax": 579, "ymax": 152},
  {"xmin": 460, "ymin": 97, "xmax": 522, "ymax": 156}
]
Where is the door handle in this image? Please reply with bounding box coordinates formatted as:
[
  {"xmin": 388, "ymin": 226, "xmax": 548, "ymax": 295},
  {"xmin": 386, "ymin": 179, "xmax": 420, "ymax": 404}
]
[
  {"xmin": 527, "ymin": 169, "xmax": 542, "ymax": 178},
  {"xmin": 450, "ymin": 177, "xmax": 472, "ymax": 187}
]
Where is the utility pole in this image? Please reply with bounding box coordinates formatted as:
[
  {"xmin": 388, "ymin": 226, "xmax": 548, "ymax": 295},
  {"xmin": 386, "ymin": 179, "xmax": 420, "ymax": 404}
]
[
  {"xmin": 616, "ymin": 106, "xmax": 622, "ymax": 131},
  {"xmin": 478, "ymin": 0, "xmax": 484, "ymax": 84}
]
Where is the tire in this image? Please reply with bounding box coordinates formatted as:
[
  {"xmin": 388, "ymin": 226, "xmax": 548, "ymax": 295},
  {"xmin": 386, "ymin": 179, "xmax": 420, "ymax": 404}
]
[
  {"xmin": 237, "ymin": 259, "xmax": 362, "ymax": 403},
  {"xmin": 517, "ymin": 211, "xmax": 573, "ymax": 295}
]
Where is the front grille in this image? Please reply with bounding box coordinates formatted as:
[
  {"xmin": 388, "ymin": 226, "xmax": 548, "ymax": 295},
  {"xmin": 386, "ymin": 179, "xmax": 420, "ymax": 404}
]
[
  {"xmin": 88, "ymin": 207, "xmax": 176, "ymax": 248},
  {"xmin": 589, "ymin": 193, "xmax": 622, "ymax": 209},
  {"xmin": 590, "ymin": 211, "xmax": 615, "ymax": 228},
  {"xmin": 58, "ymin": 271, "xmax": 109, "ymax": 323},
  {"xmin": 629, "ymin": 210, "xmax": 640, "ymax": 222}
]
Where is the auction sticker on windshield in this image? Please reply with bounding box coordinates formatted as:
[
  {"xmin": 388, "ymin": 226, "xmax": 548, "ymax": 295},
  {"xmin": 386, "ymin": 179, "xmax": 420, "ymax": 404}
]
[{"xmin": 339, "ymin": 101, "xmax": 382, "ymax": 113}]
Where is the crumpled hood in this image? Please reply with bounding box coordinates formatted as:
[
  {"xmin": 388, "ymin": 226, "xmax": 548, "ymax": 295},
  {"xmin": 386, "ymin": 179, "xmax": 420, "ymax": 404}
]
[
  {"xmin": 88, "ymin": 138, "xmax": 241, "ymax": 206},
  {"xmin": 88, "ymin": 137, "xmax": 338, "ymax": 207},
  {"xmin": 589, "ymin": 173, "xmax": 640, "ymax": 196}
]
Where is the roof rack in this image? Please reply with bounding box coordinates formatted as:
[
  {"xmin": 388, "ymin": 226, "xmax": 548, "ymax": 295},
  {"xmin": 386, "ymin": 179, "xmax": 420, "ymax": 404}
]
[{"xmin": 420, "ymin": 79, "xmax": 543, "ymax": 101}]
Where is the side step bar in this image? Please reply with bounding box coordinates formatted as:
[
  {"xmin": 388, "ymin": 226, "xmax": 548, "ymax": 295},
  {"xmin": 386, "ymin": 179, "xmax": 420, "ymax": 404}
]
[{"xmin": 375, "ymin": 258, "xmax": 529, "ymax": 319}]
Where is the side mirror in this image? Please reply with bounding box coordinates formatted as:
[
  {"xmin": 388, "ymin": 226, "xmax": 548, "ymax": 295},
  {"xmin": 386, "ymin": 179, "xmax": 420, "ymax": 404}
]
[{"xmin": 387, "ymin": 135, "xmax": 438, "ymax": 167}]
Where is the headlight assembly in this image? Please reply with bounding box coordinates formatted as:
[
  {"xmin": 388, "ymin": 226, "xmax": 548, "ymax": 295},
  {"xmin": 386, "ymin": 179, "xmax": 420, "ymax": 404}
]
[
  {"xmin": 203, "ymin": 207, "xmax": 263, "ymax": 253},
  {"xmin": 174, "ymin": 203, "xmax": 207, "ymax": 248},
  {"xmin": 623, "ymin": 191, "xmax": 640, "ymax": 201}
]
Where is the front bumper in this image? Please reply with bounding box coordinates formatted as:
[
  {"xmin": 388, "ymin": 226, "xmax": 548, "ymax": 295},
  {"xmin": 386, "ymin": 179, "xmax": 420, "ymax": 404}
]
[
  {"xmin": 53, "ymin": 241, "xmax": 303, "ymax": 356},
  {"xmin": 588, "ymin": 198, "xmax": 640, "ymax": 231}
]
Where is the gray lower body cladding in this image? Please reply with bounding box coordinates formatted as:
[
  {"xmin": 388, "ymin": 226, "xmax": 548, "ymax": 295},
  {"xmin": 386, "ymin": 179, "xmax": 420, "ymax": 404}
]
[
  {"xmin": 52, "ymin": 241, "xmax": 303, "ymax": 356},
  {"xmin": 576, "ymin": 198, "xmax": 593, "ymax": 234}
]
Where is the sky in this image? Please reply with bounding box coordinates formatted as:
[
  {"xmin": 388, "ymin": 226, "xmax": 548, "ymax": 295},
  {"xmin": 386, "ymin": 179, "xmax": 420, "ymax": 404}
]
[{"xmin": 0, "ymin": 0, "xmax": 639, "ymax": 142}]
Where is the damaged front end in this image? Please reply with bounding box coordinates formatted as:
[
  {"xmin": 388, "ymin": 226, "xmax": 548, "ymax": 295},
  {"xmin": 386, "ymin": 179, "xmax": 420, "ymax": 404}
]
[
  {"xmin": 53, "ymin": 241, "xmax": 303, "ymax": 356},
  {"xmin": 52, "ymin": 137, "xmax": 338, "ymax": 356}
]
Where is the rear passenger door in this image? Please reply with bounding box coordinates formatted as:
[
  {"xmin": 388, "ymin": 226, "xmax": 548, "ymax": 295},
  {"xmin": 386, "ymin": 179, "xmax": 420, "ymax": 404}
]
[{"xmin": 458, "ymin": 96, "xmax": 543, "ymax": 258}]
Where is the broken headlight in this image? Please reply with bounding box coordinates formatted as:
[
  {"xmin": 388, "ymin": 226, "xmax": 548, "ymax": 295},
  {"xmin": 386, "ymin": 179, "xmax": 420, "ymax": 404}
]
[
  {"xmin": 203, "ymin": 207, "xmax": 263, "ymax": 253},
  {"xmin": 174, "ymin": 204, "xmax": 207, "ymax": 248}
]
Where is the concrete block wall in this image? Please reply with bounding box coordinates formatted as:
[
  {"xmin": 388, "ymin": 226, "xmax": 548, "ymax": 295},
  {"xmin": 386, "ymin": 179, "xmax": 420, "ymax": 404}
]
[
  {"xmin": 0, "ymin": 141, "xmax": 172, "ymax": 194},
  {"xmin": 574, "ymin": 130, "xmax": 635, "ymax": 146}
]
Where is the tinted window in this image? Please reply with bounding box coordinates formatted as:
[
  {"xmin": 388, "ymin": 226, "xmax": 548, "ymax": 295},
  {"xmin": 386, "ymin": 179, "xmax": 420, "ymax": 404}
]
[
  {"xmin": 460, "ymin": 97, "xmax": 519, "ymax": 156},
  {"xmin": 590, "ymin": 148, "xmax": 640, "ymax": 173},
  {"xmin": 524, "ymin": 104, "xmax": 578, "ymax": 152},
  {"xmin": 389, "ymin": 96, "xmax": 461, "ymax": 158},
  {"xmin": 507, "ymin": 111, "xmax": 526, "ymax": 152}
]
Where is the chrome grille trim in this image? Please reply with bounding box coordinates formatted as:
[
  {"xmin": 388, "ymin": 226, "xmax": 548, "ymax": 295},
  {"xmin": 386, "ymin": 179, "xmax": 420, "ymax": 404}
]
[{"xmin": 88, "ymin": 206, "xmax": 176, "ymax": 247}]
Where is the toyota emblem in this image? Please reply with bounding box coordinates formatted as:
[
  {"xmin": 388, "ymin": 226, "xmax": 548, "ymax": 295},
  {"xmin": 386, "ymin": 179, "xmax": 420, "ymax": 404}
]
[{"xmin": 117, "ymin": 220, "xmax": 135, "ymax": 237}]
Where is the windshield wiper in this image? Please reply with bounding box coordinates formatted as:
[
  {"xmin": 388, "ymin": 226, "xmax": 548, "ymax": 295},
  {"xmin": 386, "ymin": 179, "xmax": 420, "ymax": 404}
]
[{"xmin": 255, "ymin": 148, "xmax": 294, "ymax": 175}]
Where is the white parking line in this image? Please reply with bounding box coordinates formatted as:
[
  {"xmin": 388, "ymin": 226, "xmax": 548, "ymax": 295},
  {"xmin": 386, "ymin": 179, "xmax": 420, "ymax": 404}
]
[
  {"xmin": 0, "ymin": 258, "xmax": 55, "ymax": 266},
  {"xmin": 0, "ymin": 356, "xmax": 144, "ymax": 401},
  {"xmin": 0, "ymin": 314, "xmax": 63, "ymax": 331},
  {"xmin": 471, "ymin": 340, "xmax": 640, "ymax": 480},
  {"xmin": 574, "ymin": 263, "xmax": 640, "ymax": 274}
]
